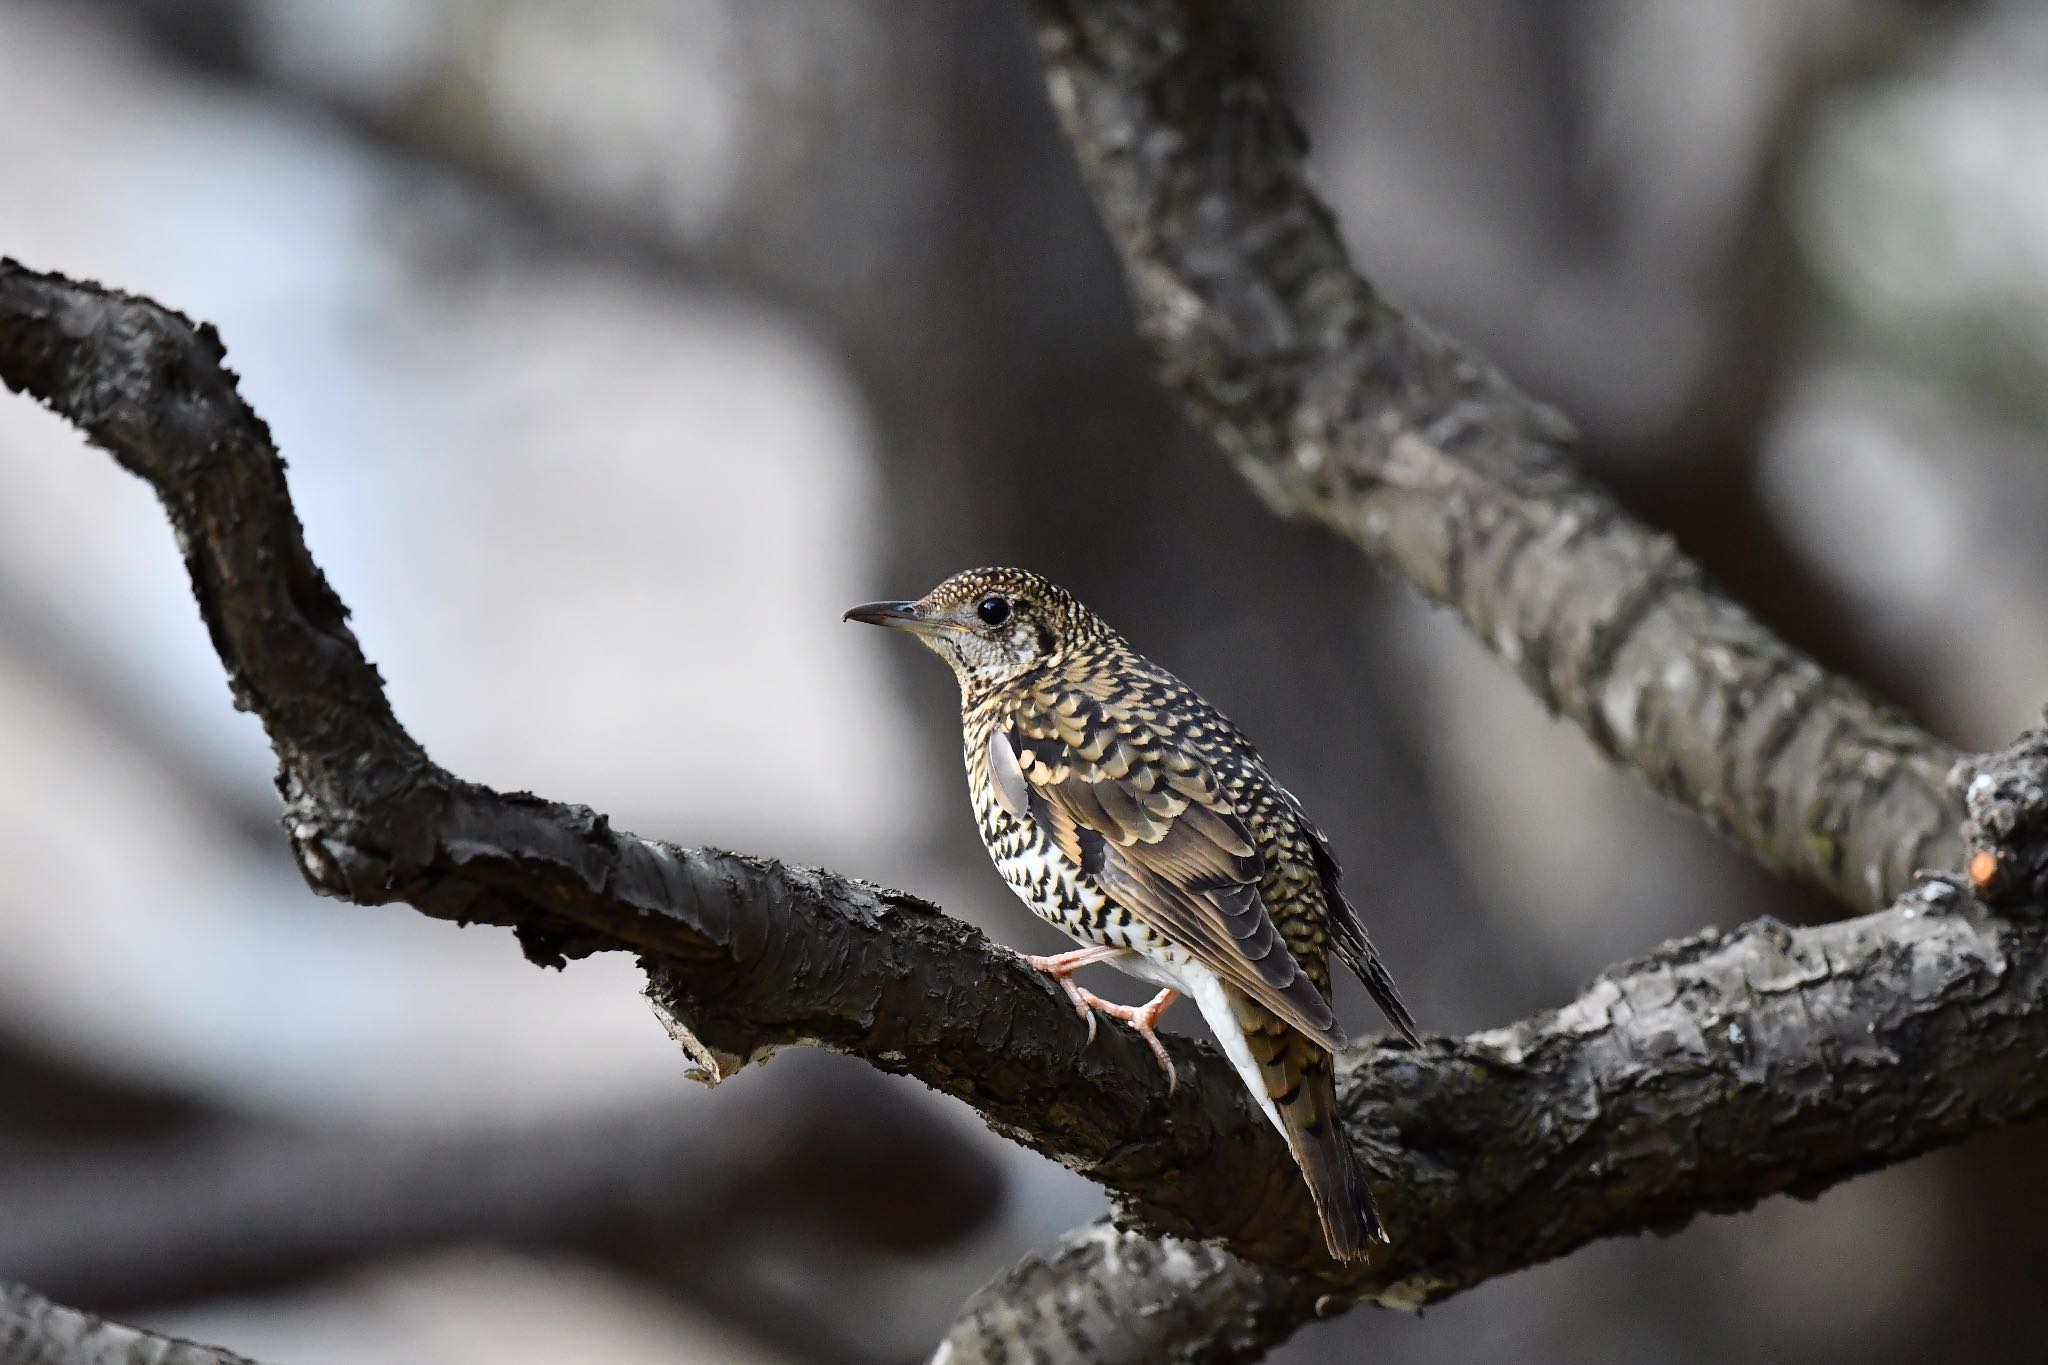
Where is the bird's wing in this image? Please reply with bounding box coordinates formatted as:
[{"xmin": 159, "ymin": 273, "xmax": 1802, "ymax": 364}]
[
  {"xmin": 992, "ymin": 692, "xmax": 1345, "ymax": 1050},
  {"xmin": 1302, "ymin": 816, "xmax": 1422, "ymax": 1047}
]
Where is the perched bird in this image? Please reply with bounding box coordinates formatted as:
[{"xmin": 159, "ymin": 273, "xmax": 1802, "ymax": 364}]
[{"xmin": 846, "ymin": 567, "xmax": 1420, "ymax": 1260}]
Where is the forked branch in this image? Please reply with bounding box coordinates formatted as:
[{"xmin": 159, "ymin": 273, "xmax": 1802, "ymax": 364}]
[
  {"xmin": 6, "ymin": 256, "xmax": 2048, "ymax": 1365},
  {"xmin": 1030, "ymin": 0, "xmax": 1964, "ymax": 914}
]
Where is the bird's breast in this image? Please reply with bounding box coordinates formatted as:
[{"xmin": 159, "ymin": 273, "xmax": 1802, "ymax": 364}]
[{"xmin": 967, "ymin": 778, "xmax": 1178, "ymax": 958}]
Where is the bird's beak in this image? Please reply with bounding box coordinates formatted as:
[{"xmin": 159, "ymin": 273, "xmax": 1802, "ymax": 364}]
[{"xmin": 842, "ymin": 599, "xmax": 936, "ymax": 632}]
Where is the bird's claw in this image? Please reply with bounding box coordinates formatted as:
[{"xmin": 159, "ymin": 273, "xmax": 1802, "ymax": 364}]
[
  {"xmin": 1076, "ymin": 986, "xmax": 1179, "ymax": 1094},
  {"xmin": 1021, "ymin": 947, "xmax": 1117, "ymax": 1048},
  {"xmin": 1065, "ymin": 976, "xmax": 1099, "ymax": 1046},
  {"xmin": 1020, "ymin": 949, "xmax": 1177, "ymax": 1086}
]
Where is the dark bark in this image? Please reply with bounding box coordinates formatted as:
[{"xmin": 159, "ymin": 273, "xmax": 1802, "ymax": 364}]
[
  {"xmin": 936, "ymin": 886, "xmax": 2048, "ymax": 1363},
  {"xmin": 0, "ymin": 254, "xmax": 1336, "ymax": 1270},
  {"xmin": 1028, "ymin": 0, "xmax": 1965, "ymax": 916},
  {"xmin": 5, "ymin": 259, "xmax": 2048, "ymax": 1365},
  {"xmin": 0, "ymin": 1283, "xmax": 261, "ymax": 1365},
  {"xmin": 1964, "ymin": 724, "xmax": 2048, "ymax": 908},
  {"xmin": 936, "ymin": 4, "xmax": 2009, "ymax": 1355}
]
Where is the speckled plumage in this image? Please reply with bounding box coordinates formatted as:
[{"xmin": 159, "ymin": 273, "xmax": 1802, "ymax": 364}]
[{"xmin": 847, "ymin": 567, "xmax": 1419, "ymax": 1260}]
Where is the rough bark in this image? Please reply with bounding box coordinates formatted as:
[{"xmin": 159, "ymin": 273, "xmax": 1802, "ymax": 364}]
[
  {"xmin": 936, "ymin": 1223, "xmax": 1318, "ymax": 1365},
  {"xmin": 1028, "ymin": 0, "xmax": 1965, "ymax": 915},
  {"xmin": 937, "ymin": 4, "xmax": 2001, "ymax": 1356},
  {"xmin": 1966, "ymin": 724, "xmax": 2048, "ymax": 910},
  {"xmin": 5, "ymin": 258, "xmax": 2048, "ymax": 1365},
  {"xmin": 936, "ymin": 884, "xmax": 2048, "ymax": 1363},
  {"xmin": 0, "ymin": 254, "xmax": 1339, "ymax": 1271},
  {"xmin": 0, "ymin": 1283, "xmax": 262, "ymax": 1365}
]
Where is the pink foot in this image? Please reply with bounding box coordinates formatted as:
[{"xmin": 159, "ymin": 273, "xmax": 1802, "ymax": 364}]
[
  {"xmin": 1021, "ymin": 946, "xmax": 1124, "ymax": 1046},
  {"xmin": 1075, "ymin": 986, "xmax": 1180, "ymax": 1093}
]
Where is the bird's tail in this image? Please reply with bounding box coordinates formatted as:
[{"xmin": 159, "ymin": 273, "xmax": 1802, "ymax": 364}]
[{"xmin": 1232, "ymin": 991, "xmax": 1386, "ymax": 1261}]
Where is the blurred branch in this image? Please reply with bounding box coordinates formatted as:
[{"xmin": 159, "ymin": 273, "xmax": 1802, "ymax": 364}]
[
  {"xmin": 1030, "ymin": 0, "xmax": 1965, "ymax": 916},
  {"xmin": 938, "ymin": 1222, "xmax": 1318, "ymax": 1365},
  {"xmin": 938, "ymin": 3, "xmax": 2032, "ymax": 1355},
  {"xmin": 0, "ymin": 1057, "xmax": 996, "ymax": 1365},
  {"xmin": 6, "ymin": 262, "xmax": 2048, "ymax": 1365},
  {"xmin": 0, "ymin": 1282, "xmax": 263, "ymax": 1365},
  {"xmin": 0, "ymin": 567, "xmax": 281, "ymax": 856},
  {"xmin": 0, "ymin": 1034, "xmax": 219, "ymax": 1161}
]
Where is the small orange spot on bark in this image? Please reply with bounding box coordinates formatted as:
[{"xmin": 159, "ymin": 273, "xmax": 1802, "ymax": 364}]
[{"xmin": 1968, "ymin": 849, "xmax": 2001, "ymax": 892}]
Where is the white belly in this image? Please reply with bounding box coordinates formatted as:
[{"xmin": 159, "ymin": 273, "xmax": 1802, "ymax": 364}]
[{"xmin": 979, "ymin": 804, "xmax": 1286, "ymax": 1140}]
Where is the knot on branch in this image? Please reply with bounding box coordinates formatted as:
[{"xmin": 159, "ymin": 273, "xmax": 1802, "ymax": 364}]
[{"xmin": 1963, "ymin": 725, "xmax": 2048, "ymax": 908}]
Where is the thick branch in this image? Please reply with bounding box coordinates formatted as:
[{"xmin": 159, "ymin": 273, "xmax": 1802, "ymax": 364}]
[
  {"xmin": 1029, "ymin": 0, "xmax": 1965, "ymax": 914},
  {"xmin": 941, "ymin": 884, "xmax": 2048, "ymax": 1363},
  {"xmin": 0, "ymin": 255, "xmax": 1330, "ymax": 1269},
  {"xmin": 5, "ymin": 261, "xmax": 2043, "ymax": 1360},
  {"xmin": 0, "ymin": 1283, "xmax": 262, "ymax": 1365}
]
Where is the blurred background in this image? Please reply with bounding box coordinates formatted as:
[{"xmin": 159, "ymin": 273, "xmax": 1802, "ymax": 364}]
[{"xmin": 1, "ymin": 1, "xmax": 2045, "ymax": 1361}]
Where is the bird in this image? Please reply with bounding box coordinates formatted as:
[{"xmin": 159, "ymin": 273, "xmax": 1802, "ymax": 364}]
[{"xmin": 845, "ymin": 566, "xmax": 1420, "ymax": 1260}]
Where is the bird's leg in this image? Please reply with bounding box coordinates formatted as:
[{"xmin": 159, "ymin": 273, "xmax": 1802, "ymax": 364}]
[
  {"xmin": 1019, "ymin": 945, "xmax": 1126, "ymax": 1045},
  {"xmin": 1074, "ymin": 986, "xmax": 1180, "ymax": 1093}
]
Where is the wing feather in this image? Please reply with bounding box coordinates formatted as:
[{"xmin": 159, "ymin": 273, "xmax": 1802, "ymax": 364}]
[
  {"xmin": 993, "ymin": 706, "xmax": 1346, "ymax": 1051},
  {"xmin": 1303, "ymin": 817, "xmax": 1422, "ymax": 1047}
]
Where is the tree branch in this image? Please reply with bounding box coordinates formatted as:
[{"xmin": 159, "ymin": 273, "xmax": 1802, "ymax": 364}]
[
  {"xmin": 964, "ymin": 4, "xmax": 2011, "ymax": 1356},
  {"xmin": 0, "ymin": 254, "xmax": 1336, "ymax": 1272},
  {"xmin": 1028, "ymin": 0, "xmax": 1966, "ymax": 915},
  {"xmin": 936, "ymin": 885, "xmax": 2048, "ymax": 1363},
  {"xmin": 0, "ymin": 1282, "xmax": 263, "ymax": 1365},
  {"xmin": 2, "ymin": 243, "xmax": 2040, "ymax": 1361}
]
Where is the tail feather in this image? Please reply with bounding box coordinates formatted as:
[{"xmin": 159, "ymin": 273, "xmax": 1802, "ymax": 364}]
[{"xmin": 1230, "ymin": 988, "xmax": 1387, "ymax": 1261}]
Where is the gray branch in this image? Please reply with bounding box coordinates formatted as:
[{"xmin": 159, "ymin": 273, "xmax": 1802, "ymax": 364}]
[
  {"xmin": 936, "ymin": 883, "xmax": 2048, "ymax": 1363},
  {"xmin": 936, "ymin": 3, "xmax": 2013, "ymax": 1356},
  {"xmin": 0, "ymin": 1283, "xmax": 263, "ymax": 1365},
  {"xmin": 0, "ymin": 251, "xmax": 1350, "ymax": 1279},
  {"xmin": 1029, "ymin": 0, "xmax": 1965, "ymax": 915},
  {"xmin": 0, "ymin": 1057, "xmax": 997, "ymax": 1365},
  {"xmin": 1, "ymin": 230, "xmax": 2040, "ymax": 1363},
  {"xmin": 937, "ymin": 1223, "xmax": 1318, "ymax": 1365}
]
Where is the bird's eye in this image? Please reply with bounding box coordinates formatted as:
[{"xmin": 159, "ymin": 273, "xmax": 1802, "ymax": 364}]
[{"xmin": 976, "ymin": 595, "xmax": 1011, "ymax": 627}]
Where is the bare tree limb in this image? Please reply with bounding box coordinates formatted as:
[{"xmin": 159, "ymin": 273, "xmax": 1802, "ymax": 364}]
[
  {"xmin": 937, "ymin": 1223, "xmax": 1318, "ymax": 1365},
  {"xmin": 0, "ymin": 1282, "xmax": 263, "ymax": 1365},
  {"xmin": 4, "ymin": 254, "xmax": 2043, "ymax": 1362},
  {"xmin": 936, "ymin": 883, "xmax": 2048, "ymax": 1363},
  {"xmin": 0, "ymin": 254, "xmax": 1336, "ymax": 1270},
  {"xmin": 0, "ymin": 7, "xmax": 2022, "ymax": 1365},
  {"xmin": 937, "ymin": 4, "xmax": 2006, "ymax": 1356},
  {"xmin": 1028, "ymin": 0, "xmax": 1966, "ymax": 916}
]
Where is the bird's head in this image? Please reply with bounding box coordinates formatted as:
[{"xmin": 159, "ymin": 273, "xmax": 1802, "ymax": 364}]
[{"xmin": 844, "ymin": 567, "xmax": 1104, "ymax": 703}]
